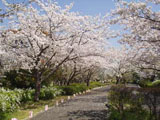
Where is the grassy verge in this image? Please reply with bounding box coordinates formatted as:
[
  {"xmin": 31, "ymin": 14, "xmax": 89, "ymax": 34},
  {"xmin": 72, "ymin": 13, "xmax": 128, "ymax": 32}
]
[
  {"xmin": 4, "ymin": 96, "xmax": 68, "ymax": 120},
  {"xmin": 4, "ymin": 82, "xmax": 107, "ymax": 120}
]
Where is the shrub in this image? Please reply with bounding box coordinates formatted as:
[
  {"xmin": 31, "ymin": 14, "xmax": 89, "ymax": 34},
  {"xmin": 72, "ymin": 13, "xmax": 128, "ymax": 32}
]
[
  {"xmin": 61, "ymin": 86, "xmax": 77, "ymax": 95},
  {"xmin": 107, "ymin": 85, "xmax": 150, "ymax": 120},
  {"xmin": 21, "ymin": 86, "xmax": 63, "ymax": 101},
  {"xmin": 108, "ymin": 108, "xmax": 149, "ymax": 120},
  {"xmin": 139, "ymin": 79, "xmax": 160, "ymax": 88},
  {"xmin": 39, "ymin": 86, "xmax": 63, "ymax": 100},
  {"xmin": 21, "ymin": 89, "xmax": 35, "ymax": 102},
  {"xmin": 0, "ymin": 86, "xmax": 63, "ymax": 119},
  {"xmin": 151, "ymin": 80, "xmax": 160, "ymax": 87},
  {"xmin": 139, "ymin": 88, "xmax": 160, "ymax": 120},
  {"xmin": 138, "ymin": 79, "xmax": 152, "ymax": 87},
  {"xmin": 61, "ymin": 83, "xmax": 88, "ymax": 95},
  {"xmin": 72, "ymin": 83, "xmax": 88, "ymax": 92},
  {"xmin": 88, "ymin": 81, "xmax": 104, "ymax": 89},
  {"xmin": 2, "ymin": 69, "xmax": 35, "ymax": 89},
  {"xmin": 0, "ymin": 88, "xmax": 22, "ymax": 113},
  {"xmin": 61, "ymin": 82, "xmax": 105, "ymax": 95},
  {"xmin": 108, "ymin": 85, "xmax": 143, "ymax": 112},
  {"xmin": 0, "ymin": 85, "xmax": 63, "ymax": 114}
]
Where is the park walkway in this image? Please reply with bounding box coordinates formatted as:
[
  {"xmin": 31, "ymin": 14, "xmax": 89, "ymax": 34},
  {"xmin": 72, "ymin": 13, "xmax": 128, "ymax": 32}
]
[{"xmin": 30, "ymin": 86, "xmax": 110, "ymax": 120}]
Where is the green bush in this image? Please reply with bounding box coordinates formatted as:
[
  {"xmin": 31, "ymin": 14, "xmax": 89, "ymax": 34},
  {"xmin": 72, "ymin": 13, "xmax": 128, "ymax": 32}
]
[
  {"xmin": 0, "ymin": 88, "xmax": 35, "ymax": 113},
  {"xmin": 139, "ymin": 88, "xmax": 160, "ymax": 120},
  {"xmin": 108, "ymin": 108, "xmax": 149, "ymax": 120},
  {"xmin": 39, "ymin": 86, "xmax": 62, "ymax": 100},
  {"xmin": 0, "ymin": 88, "xmax": 22, "ymax": 113},
  {"xmin": 61, "ymin": 83, "xmax": 88, "ymax": 95},
  {"xmin": 138, "ymin": 79, "xmax": 152, "ymax": 87},
  {"xmin": 21, "ymin": 86, "xmax": 63, "ymax": 101},
  {"xmin": 61, "ymin": 82, "xmax": 105, "ymax": 95},
  {"xmin": 72, "ymin": 83, "xmax": 88, "ymax": 92},
  {"xmin": 0, "ymin": 86, "xmax": 63, "ymax": 119},
  {"xmin": 0, "ymin": 112, "xmax": 11, "ymax": 120},
  {"xmin": 61, "ymin": 86, "xmax": 77, "ymax": 95},
  {"xmin": 21, "ymin": 89, "xmax": 35, "ymax": 102},
  {"xmin": 151, "ymin": 80, "xmax": 160, "ymax": 87},
  {"xmin": 20, "ymin": 86, "xmax": 63, "ymax": 101},
  {"xmin": 139, "ymin": 80, "xmax": 160, "ymax": 88},
  {"xmin": 107, "ymin": 85, "xmax": 150, "ymax": 120},
  {"xmin": 0, "ymin": 86, "xmax": 63, "ymax": 113},
  {"xmin": 88, "ymin": 81, "xmax": 104, "ymax": 89},
  {"xmin": 2, "ymin": 69, "xmax": 35, "ymax": 89}
]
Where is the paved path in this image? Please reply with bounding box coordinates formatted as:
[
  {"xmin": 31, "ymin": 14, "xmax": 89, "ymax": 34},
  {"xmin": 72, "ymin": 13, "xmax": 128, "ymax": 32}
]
[{"xmin": 30, "ymin": 86, "xmax": 110, "ymax": 120}]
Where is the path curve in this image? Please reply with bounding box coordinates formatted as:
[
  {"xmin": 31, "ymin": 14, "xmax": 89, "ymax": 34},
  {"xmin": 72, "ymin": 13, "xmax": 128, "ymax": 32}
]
[{"xmin": 30, "ymin": 86, "xmax": 110, "ymax": 120}]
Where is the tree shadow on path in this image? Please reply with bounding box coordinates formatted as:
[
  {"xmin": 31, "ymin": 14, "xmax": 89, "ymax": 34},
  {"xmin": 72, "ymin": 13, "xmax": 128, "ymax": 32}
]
[{"xmin": 67, "ymin": 109, "xmax": 108, "ymax": 120}]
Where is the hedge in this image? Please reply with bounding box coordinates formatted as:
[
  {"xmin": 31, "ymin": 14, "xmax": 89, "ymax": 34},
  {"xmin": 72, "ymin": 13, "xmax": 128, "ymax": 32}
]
[
  {"xmin": 61, "ymin": 82, "xmax": 105, "ymax": 95},
  {"xmin": 0, "ymin": 86, "xmax": 63, "ymax": 113}
]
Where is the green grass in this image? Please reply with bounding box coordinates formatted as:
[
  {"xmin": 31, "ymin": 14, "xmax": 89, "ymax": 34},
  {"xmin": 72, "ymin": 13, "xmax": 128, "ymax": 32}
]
[
  {"xmin": 4, "ymin": 96, "xmax": 68, "ymax": 120},
  {"xmin": 88, "ymin": 81, "xmax": 106, "ymax": 89},
  {"xmin": 3, "ymin": 82, "xmax": 107, "ymax": 120}
]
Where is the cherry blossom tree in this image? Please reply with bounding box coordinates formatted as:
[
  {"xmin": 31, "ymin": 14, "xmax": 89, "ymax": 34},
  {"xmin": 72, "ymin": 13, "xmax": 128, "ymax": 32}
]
[
  {"xmin": 111, "ymin": 0, "xmax": 160, "ymax": 78},
  {"xmin": 104, "ymin": 47, "xmax": 135, "ymax": 84},
  {"xmin": 58, "ymin": 53, "xmax": 107, "ymax": 86},
  {"xmin": 0, "ymin": 0, "xmax": 34, "ymax": 22},
  {"xmin": 82, "ymin": 55, "xmax": 107, "ymax": 85},
  {"xmin": 53, "ymin": 60, "xmax": 82, "ymax": 86},
  {"xmin": 51, "ymin": 56, "xmax": 105, "ymax": 86},
  {"xmin": 0, "ymin": 0, "xmax": 111, "ymax": 101}
]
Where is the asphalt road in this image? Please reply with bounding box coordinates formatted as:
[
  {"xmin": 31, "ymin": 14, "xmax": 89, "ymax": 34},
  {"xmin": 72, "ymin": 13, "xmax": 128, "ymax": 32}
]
[{"xmin": 30, "ymin": 86, "xmax": 110, "ymax": 120}]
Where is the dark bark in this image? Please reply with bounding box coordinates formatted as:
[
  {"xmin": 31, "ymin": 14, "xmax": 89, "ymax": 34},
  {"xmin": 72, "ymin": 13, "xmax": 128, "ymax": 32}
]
[
  {"xmin": 86, "ymin": 79, "xmax": 90, "ymax": 86},
  {"xmin": 67, "ymin": 79, "xmax": 71, "ymax": 86},
  {"xmin": 66, "ymin": 69, "xmax": 77, "ymax": 85},
  {"xmin": 86, "ymin": 73, "xmax": 91, "ymax": 87},
  {"xmin": 116, "ymin": 76, "xmax": 120, "ymax": 84},
  {"xmin": 150, "ymin": 75, "xmax": 155, "ymax": 82},
  {"xmin": 34, "ymin": 71, "xmax": 41, "ymax": 101},
  {"xmin": 42, "ymin": 49, "xmax": 74, "ymax": 81}
]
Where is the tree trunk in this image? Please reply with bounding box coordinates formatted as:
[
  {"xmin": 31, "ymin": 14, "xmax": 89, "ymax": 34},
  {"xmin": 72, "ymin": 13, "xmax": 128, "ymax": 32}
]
[
  {"xmin": 86, "ymin": 79, "xmax": 90, "ymax": 86},
  {"xmin": 67, "ymin": 80, "xmax": 70, "ymax": 86},
  {"xmin": 150, "ymin": 75, "xmax": 155, "ymax": 82},
  {"xmin": 34, "ymin": 73, "xmax": 41, "ymax": 102},
  {"xmin": 116, "ymin": 76, "xmax": 120, "ymax": 84},
  {"xmin": 67, "ymin": 73, "xmax": 76, "ymax": 86}
]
